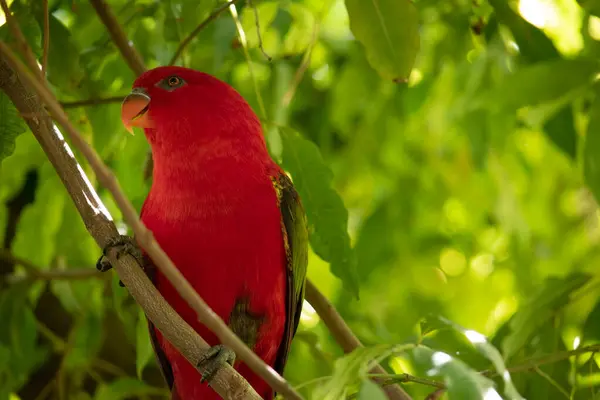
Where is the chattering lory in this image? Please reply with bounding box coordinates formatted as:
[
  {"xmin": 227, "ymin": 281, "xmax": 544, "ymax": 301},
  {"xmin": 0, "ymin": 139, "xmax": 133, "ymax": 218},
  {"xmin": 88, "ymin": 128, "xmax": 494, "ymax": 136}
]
[{"xmin": 97, "ymin": 66, "xmax": 308, "ymax": 400}]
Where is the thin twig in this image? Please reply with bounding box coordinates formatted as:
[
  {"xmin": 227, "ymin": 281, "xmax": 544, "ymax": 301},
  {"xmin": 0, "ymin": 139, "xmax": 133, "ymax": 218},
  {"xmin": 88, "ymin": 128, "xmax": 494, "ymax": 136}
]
[
  {"xmin": 281, "ymin": 23, "xmax": 319, "ymax": 107},
  {"xmin": 295, "ymin": 372, "xmax": 442, "ymax": 398},
  {"xmin": 0, "ymin": 44, "xmax": 260, "ymax": 400},
  {"xmin": 6, "ymin": 268, "xmax": 102, "ymax": 284},
  {"xmin": 0, "ymin": 0, "xmax": 44, "ymax": 81},
  {"xmin": 377, "ymin": 373, "xmax": 444, "ymax": 389},
  {"xmin": 61, "ymin": 96, "xmax": 125, "ymax": 108},
  {"xmin": 169, "ymin": 0, "xmax": 241, "ymax": 66},
  {"xmin": 305, "ymin": 281, "xmax": 412, "ymax": 400},
  {"xmin": 248, "ymin": 0, "xmax": 271, "ymax": 61},
  {"xmin": 33, "ymin": 380, "xmax": 55, "ymax": 400},
  {"xmin": 482, "ymin": 344, "xmax": 600, "ymax": 377},
  {"xmin": 534, "ymin": 366, "xmax": 570, "ymax": 399},
  {"xmin": 424, "ymin": 388, "xmax": 445, "ymax": 400},
  {"xmin": 0, "ymin": 249, "xmax": 102, "ymax": 283},
  {"xmin": 42, "ymin": 0, "xmax": 49, "ymax": 74},
  {"xmin": 36, "ymin": 320, "xmax": 66, "ymax": 351},
  {"xmin": 88, "ymin": 0, "xmax": 145, "ymax": 76},
  {"xmin": 282, "ymin": 2, "xmax": 333, "ymax": 108},
  {"xmin": 345, "ymin": 374, "xmax": 444, "ymax": 400},
  {"xmin": 0, "ymin": 41, "xmax": 300, "ymax": 400},
  {"xmin": 229, "ymin": 3, "xmax": 267, "ymax": 118},
  {"xmin": 0, "ymin": 248, "xmax": 45, "ymax": 274}
]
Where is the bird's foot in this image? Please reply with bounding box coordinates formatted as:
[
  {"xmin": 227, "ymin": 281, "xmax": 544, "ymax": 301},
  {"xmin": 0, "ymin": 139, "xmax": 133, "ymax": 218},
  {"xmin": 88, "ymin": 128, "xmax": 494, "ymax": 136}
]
[
  {"xmin": 197, "ymin": 344, "xmax": 236, "ymax": 383},
  {"xmin": 96, "ymin": 235, "xmax": 144, "ymax": 287}
]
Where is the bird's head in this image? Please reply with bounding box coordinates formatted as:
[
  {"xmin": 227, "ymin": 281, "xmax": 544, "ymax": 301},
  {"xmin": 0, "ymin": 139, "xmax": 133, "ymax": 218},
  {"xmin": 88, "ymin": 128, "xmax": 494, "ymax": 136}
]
[{"xmin": 121, "ymin": 66, "xmax": 263, "ymax": 152}]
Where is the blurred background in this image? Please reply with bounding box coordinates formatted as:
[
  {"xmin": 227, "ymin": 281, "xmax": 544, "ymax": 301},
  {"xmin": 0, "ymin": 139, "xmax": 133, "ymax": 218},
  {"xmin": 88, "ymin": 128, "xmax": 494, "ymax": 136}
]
[{"xmin": 2, "ymin": 0, "xmax": 600, "ymax": 399}]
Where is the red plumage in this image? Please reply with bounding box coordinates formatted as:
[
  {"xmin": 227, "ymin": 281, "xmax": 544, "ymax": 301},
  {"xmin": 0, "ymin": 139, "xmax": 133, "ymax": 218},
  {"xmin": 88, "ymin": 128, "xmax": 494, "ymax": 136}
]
[{"xmin": 129, "ymin": 67, "xmax": 291, "ymax": 399}]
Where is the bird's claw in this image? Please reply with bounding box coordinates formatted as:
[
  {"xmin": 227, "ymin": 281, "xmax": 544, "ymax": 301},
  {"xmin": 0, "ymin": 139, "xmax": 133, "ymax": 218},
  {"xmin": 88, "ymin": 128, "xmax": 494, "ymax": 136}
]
[
  {"xmin": 95, "ymin": 235, "xmax": 144, "ymax": 287},
  {"xmin": 197, "ymin": 344, "xmax": 236, "ymax": 383}
]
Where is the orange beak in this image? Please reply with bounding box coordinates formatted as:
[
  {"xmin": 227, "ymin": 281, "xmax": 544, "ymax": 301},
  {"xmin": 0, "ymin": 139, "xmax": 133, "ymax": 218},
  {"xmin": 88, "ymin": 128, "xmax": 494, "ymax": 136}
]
[{"xmin": 121, "ymin": 88, "xmax": 152, "ymax": 134}]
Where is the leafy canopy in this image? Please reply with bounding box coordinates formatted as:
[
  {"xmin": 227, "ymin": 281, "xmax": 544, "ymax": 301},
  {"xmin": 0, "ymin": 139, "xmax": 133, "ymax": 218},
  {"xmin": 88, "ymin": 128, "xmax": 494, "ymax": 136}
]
[{"xmin": 2, "ymin": 0, "xmax": 600, "ymax": 399}]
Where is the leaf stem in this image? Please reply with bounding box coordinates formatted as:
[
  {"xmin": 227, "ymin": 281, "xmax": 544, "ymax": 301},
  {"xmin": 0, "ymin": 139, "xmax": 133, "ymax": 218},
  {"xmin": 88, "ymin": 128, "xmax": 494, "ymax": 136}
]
[{"xmin": 88, "ymin": 0, "xmax": 145, "ymax": 76}]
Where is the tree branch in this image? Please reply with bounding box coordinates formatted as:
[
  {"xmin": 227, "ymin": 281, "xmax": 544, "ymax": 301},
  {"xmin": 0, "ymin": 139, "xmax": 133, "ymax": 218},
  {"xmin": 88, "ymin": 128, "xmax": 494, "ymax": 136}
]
[
  {"xmin": 305, "ymin": 281, "xmax": 412, "ymax": 400},
  {"xmin": 1, "ymin": 5, "xmax": 298, "ymax": 396},
  {"xmin": 88, "ymin": 0, "xmax": 145, "ymax": 76},
  {"xmin": 0, "ymin": 46, "xmax": 260, "ymax": 400},
  {"xmin": 169, "ymin": 0, "xmax": 240, "ymax": 66},
  {"xmin": 1, "ymin": 39, "xmax": 301, "ymax": 399},
  {"xmin": 11, "ymin": 1, "xmax": 412, "ymax": 397}
]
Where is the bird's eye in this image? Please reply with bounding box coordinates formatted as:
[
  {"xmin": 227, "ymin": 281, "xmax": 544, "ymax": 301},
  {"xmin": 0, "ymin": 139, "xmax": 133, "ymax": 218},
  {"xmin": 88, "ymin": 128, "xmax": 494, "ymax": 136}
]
[
  {"xmin": 167, "ymin": 76, "xmax": 182, "ymax": 87},
  {"xmin": 157, "ymin": 75, "xmax": 185, "ymax": 91}
]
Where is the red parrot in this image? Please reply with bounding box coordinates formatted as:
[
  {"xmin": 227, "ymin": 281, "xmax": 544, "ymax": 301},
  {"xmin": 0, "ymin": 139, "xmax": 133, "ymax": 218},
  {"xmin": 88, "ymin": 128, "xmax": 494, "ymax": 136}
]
[{"xmin": 97, "ymin": 66, "xmax": 308, "ymax": 399}]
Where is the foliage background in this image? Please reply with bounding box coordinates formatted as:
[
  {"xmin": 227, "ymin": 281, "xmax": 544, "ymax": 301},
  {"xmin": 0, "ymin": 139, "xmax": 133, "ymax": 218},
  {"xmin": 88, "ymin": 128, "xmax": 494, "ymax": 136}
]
[{"xmin": 3, "ymin": 0, "xmax": 600, "ymax": 399}]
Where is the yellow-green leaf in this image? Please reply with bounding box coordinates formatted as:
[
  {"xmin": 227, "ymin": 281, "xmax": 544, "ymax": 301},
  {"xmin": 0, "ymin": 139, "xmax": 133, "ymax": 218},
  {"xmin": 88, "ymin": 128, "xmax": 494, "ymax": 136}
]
[{"xmin": 345, "ymin": 0, "xmax": 420, "ymax": 82}]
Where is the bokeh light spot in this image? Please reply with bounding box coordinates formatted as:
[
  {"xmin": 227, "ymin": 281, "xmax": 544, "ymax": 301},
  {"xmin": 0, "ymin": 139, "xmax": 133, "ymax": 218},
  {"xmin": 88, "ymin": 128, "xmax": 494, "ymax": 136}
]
[
  {"xmin": 439, "ymin": 248, "xmax": 467, "ymax": 277},
  {"xmin": 470, "ymin": 253, "xmax": 494, "ymax": 278}
]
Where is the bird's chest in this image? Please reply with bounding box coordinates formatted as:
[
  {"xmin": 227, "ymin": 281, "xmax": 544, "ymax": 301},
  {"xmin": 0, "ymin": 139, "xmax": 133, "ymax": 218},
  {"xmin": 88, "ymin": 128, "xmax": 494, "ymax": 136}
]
[{"xmin": 140, "ymin": 176, "xmax": 287, "ymax": 334}]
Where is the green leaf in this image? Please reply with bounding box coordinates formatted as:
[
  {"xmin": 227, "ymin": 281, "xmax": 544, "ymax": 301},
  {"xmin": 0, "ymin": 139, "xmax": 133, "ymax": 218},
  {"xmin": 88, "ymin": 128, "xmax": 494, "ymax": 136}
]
[
  {"xmin": 357, "ymin": 379, "xmax": 387, "ymax": 400},
  {"xmin": 583, "ymin": 297, "xmax": 600, "ymax": 343},
  {"xmin": 312, "ymin": 344, "xmax": 397, "ymax": 400},
  {"xmin": 487, "ymin": 0, "xmax": 559, "ymax": 62},
  {"xmin": 240, "ymin": 1, "xmax": 280, "ymax": 54},
  {"xmin": 354, "ymin": 199, "xmax": 402, "ymax": 280},
  {"xmin": 12, "ymin": 165, "xmax": 66, "ymax": 268},
  {"xmin": 0, "ymin": 10, "xmax": 42, "ymax": 58},
  {"xmin": 431, "ymin": 316, "xmax": 525, "ymax": 400},
  {"xmin": 135, "ymin": 308, "xmax": 153, "ymax": 379},
  {"xmin": 501, "ymin": 273, "xmax": 590, "ymax": 359},
  {"xmin": 482, "ymin": 59, "xmax": 599, "ymax": 110},
  {"xmin": 63, "ymin": 313, "xmax": 104, "ymax": 370},
  {"xmin": 542, "ymin": 104, "xmax": 577, "ymax": 159},
  {"xmin": 86, "ymin": 103, "xmax": 124, "ymax": 158},
  {"xmin": 413, "ymin": 346, "xmax": 498, "ymax": 400},
  {"xmin": 585, "ymin": 87, "xmax": 600, "ymax": 203},
  {"xmin": 577, "ymin": 0, "xmax": 600, "ymax": 18},
  {"xmin": 45, "ymin": 15, "xmax": 85, "ymax": 92},
  {"xmin": 509, "ymin": 319, "xmax": 571, "ymax": 399},
  {"xmin": 345, "ymin": 0, "xmax": 420, "ymax": 82},
  {"xmin": 111, "ymin": 132, "xmax": 150, "ymax": 212},
  {"xmin": 280, "ymin": 128, "xmax": 359, "ymax": 297},
  {"xmin": 0, "ymin": 287, "xmax": 48, "ymax": 392},
  {"xmin": 330, "ymin": 54, "xmax": 381, "ymax": 135},
  {"xmin": 94, "ymin": 378, "xmax": 166, "ymax": 400},
  {"xmin": 282, "ymin": 4, "xmax": 315, "ymax": 56},
  {"xmin": 0, "ymin": 92, "xmax": 27, "ymax": 165}
]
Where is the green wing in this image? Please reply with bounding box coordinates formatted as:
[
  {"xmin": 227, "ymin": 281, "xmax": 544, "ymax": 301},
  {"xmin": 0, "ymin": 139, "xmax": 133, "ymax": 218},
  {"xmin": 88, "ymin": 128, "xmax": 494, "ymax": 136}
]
[{"xmin": 272, "ymin": 172, "xmax": 308, "ymax": 375}]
